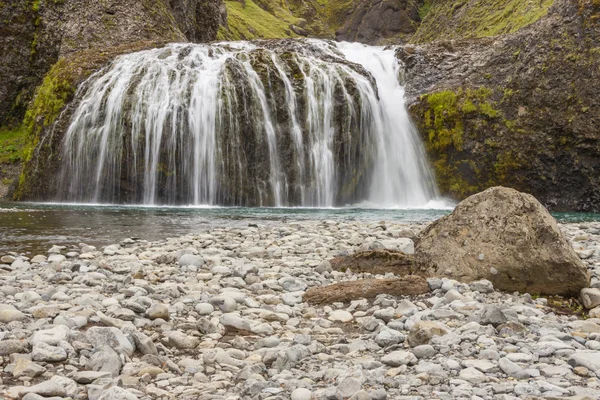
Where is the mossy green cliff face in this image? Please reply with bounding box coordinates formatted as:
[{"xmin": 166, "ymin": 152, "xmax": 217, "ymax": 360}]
[
  {"xmin": 412, "ymin": 0, "xmax": 555, "ymax": 43},
  {"xmin": 404, "ymin": 0, "xmax": 600, "ymax": 211}
]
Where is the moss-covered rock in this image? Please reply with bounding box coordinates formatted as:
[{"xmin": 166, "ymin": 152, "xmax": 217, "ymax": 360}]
[
  {"xmin": 404, "ymin": 0, "xmax": 600, "ymax": 211},
  {"xmin": 411, "ymin": 0, "xmax": 554, "ymax": 43}
]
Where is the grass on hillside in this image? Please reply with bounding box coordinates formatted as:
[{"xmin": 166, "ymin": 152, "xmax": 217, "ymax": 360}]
[{"xmin": 0, "ymin": 126, "xmax": 30, "ymax": 165}]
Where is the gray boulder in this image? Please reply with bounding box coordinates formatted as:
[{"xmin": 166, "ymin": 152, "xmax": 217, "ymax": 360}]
[{"xmin": 415, "ymin": 187, "xmax": 589, "ymax": 296}]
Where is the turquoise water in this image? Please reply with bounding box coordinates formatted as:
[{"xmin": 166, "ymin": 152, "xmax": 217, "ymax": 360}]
[{"xmin": 1, "ymin": 201, "xmax": 599, "ymax": 255}]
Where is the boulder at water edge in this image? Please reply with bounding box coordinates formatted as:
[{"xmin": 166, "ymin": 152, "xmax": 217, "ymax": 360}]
[{"xmin": 415, "ymin": 187, "xmax": 589, "ymax": 296}]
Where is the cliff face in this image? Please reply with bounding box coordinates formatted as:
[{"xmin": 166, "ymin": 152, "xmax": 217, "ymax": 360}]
[
  {"xmin": 219, "ymin": 0, "xmax": 424, "ymax": 44},
  {"xmin": 403, "ymin": 0, "xmax": 600, "ymax": 211},
  {"xmin": 411, "ymin": 0, "xmax": 555, "ymax": 43},
  {"xmin": 0, "ymin": 0, "xmax": 226, "ymax": 197}
]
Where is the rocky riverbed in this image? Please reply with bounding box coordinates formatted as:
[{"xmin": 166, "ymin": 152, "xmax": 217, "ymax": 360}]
[{"xmin": 1, "ymin": 217, "xmax": 600, "ymax": 400}]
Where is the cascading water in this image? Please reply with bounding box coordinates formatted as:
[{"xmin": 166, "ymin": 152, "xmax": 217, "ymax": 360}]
[{"xmin": 57, "ymin": 39, "xmax": 438, "ymax": 207}]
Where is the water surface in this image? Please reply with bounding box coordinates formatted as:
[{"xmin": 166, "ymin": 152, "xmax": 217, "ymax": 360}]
[{"xmin": 1, "ymin": 202, "xmax": 599, "ymax": 256}]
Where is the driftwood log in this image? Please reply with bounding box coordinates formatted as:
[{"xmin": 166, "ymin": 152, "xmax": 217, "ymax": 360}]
[
  {"xmin": 329, "ymin": 250, "xmax": 418, "ymax": 276},
  {"xmin": 303, "ymin": 276, "xmax": 430, "ymax": 305}
]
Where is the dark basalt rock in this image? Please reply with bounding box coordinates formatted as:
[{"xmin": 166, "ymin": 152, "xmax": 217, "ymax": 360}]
[{"xmin": 400, "ymin": 0, "xmax": 600, "ymax": 212}]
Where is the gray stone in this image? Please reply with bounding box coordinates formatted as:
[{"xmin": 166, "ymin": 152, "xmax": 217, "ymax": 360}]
[
  {"xmin": 12, "ymin": 359, "xmax": 46, "ymax": 378},
  {"xmin": 210, "ymin": 296, "xmax": 238, "ymax": 312},
  {"xmin": 407, "ymin": 321, "xmax": 449, "ymax": 346},
  {"xmin": 22, "ymin": 394, "xmax": 62, "ymax": 400},
  {"xmin": 32, "ymin": 325, "xmax": 71, "ymax": 346},
  {"xmin": 97, "ymin": 387, "xmax": 139, "ymax": 400},
  {"xmin": 375, "ymin": 329, "xmax": 405, "ymax": 347},
  {"xmin": 0, "ymin": 307, "xmax": 26, "ymax": 323},
  {"xmin": 568, "ymin": 351, "xmax": 600, "ymax": 375},
  {"xmin": 179, "ymin": 254, "xmax": 204, "ymax": 267},
  {"xmin": 349, "ymin": 389, "xmax": 372, "ymax": 400},
  {"xmin": 581, "ymin": 288, "xmax": 600, "ymax": 309},
  {"xmin": 74, "ymin": 370, "xmax": 113, "ymax": 384},
  {"xmin": 459, "ymin": 367, "xmax": 489, "ymax": 384},
  {"xmin": 291, "ymin": 388, "xmax": 312, "ymax": 400},
  {"xmin": 21, "ymin": 380, "xmax": 67, "ymax": 397},
  {"xmin": 336, "ymin": 377, "xmax": 362, "ymax": 399},
  {"xmin": 478, "ymin": 305, "xmax": 508, "ymax": 327},
  {"xmin": 147, "ymin": 303, "xmax": 170, "ymax": 320},
  {"xmin": 329, "ymin": 310, "xmax": 353, "ymax": 322},
  {"xmin": 415, "ymin": 187, "xmax": 590, "ymax": 296},
  {"xmin": 0, "ymin": 339, "xmax": 28, "ymax": 356},
  {"xmin": 412, "ymin": 344, "xmax": 436, "ymax": 358},
  {"xmin": 88, "ymin": 346, "xmax": 122, "ymax": 377},
  {"xmin": 86, "ymin": 327, "xmax": 135, "ymax": 356},
  {"xmin": 32, "ymin": 342, "xmax": 68, "ymax": 362},
  {"xmin": 274, "ymin": 344, "xmax": 310, "ymax": 371},
  {"xmin": 220, "ymin": 313, "xmax": 252, "ymax": 331},
  {"xmin": 499, "ymin": 357, "xmax": 530, "ymax": 379},
  {"xmin": 470, "ymin": 279, "xmax": 494, "ymax": 293},
  {"xmin": 381, "ymin": 350, "xmax": 416, "ymax": 367},
  {"xmin": 279, "ymin": 277, "xmax": 307, "ymax": 292},
  {"xmin": 194, "ymin": 303, "xmax": 214, "ymax": 315},
  {"xmin": 164, "ymin": 331, "xmax": 200, "ymax": 349}
]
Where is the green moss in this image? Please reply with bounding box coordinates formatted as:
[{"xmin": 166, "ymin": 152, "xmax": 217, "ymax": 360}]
[
  {"xmin": 23, "ymin": 58, "xmax": 75, "ymax": 140},
  {"xmin": 223, "ymin": 0, "xmax": 300, "ymax": 40},
  {"xmin": 0, "ymin": 126, "xmax": 31, "ymax": 165},
  {"xmin": 493, "ymin": 151, "xmax": 520, "ymax": 183},
  {"xmin": 417, "ymin": 87, "xmax": 503, "ymax": 199},
  {"xmin": 412, "ymin": 0, "xmax": 555, "ymax": 43},
  {"xmin": 419, "ymin": 0, "xmax": 433, "ymax": 20}
]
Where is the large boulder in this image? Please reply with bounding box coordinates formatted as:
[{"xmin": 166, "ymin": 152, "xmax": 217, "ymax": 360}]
[{"xmin": 415, "ymin": 187, "xmax": 589, "ymax": 296}]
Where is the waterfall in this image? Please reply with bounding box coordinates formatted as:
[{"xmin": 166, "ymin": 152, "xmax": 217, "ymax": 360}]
[{"xmin": 57, "ymin": 40, "xmax": 438, "ymax": 207}]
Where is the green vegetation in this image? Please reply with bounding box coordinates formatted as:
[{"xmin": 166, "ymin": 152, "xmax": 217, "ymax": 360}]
[
  {"xmin": 220, "ymin": 0, "xmax": 301, "ymax": 40},
  {"xmin": 419, "ymin": 0, "xmax": 433, "ymax": 20},
  {"xmin": 418, "ymin": 87, "xmax": 506, "ymax": 198},
  {"xmin": 219, "ymin": 0, "xmax": 358, "ymax": 40},
  {"xmin": 412, "ymin": 0, "xmax": 555, "ymax": 43},
  {"xmin": 0, "ymin": 126, "xmax": 31, "ymax": 164},
  {"xmin": 24, "ymin": 59, "xmax": 75, "ymax": 140}
]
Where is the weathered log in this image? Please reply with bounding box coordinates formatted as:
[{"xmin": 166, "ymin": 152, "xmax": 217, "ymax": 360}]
[
  {"xmin": 303, "ymin": 276, "xmax": 430, "ymax": 305},
  {"xmin": 329, "ymin": 250, "xmax": 417, "ymax": 276}
]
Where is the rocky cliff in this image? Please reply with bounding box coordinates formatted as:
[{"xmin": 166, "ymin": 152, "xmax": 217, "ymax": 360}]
[
  {"xmin": 218, "ymin": 0, "xmax": 424, "ymax": 44},
  {"xmin": 402, "ymin": 0, "xmax": 600, "ymax": 211}
]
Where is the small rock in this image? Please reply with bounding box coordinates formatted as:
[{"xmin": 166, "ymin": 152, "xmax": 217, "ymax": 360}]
[
  {"xmin": 328, "ymin": 310, "xmax": 353, "ymax": 322},
  {"xmin": 147, "ymin": 303, "xmax": 170, "ymax": 320},
  {"xmin": 381, "ymin": 350, "xmax": 416, "ymax": 367},
  {"xmin": 291, "ymin": 388, "xmax": 312, "ymax": 400},
  {"xmin": 407, "ymin": 321, "xmax": 449, "ymax": 346},
  {"xmin": 581, "ymin": 288, "xmax": 600, "ymax": 309},
  {"xmin": 0, "ymin": 339, "xmax": 28, "ymax": 356}
]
